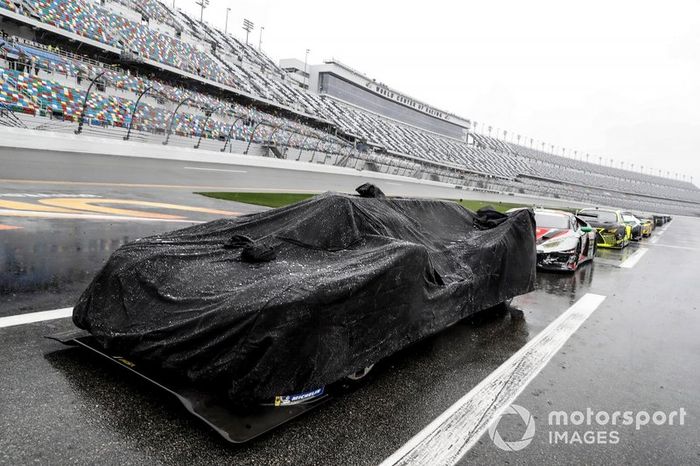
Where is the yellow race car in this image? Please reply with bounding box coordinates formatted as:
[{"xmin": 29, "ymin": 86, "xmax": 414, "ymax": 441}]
[
  {"xmin": 577, "ymin": 208, "xmax": 632, "ymax": 249},
  {"xmin": 632, "ymin": 213, "xmax": 654, "ymax": 238}
]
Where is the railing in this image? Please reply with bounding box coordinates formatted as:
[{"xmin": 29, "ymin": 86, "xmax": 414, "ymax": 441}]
[{"xmin": 0, "ymin": 102, "xmax": 27, "ymax": 128}]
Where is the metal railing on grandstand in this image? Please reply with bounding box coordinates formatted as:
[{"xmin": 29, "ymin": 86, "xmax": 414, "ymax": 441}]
[{"xmin": 0, "ymin": 102, "xmax": 27, "ymax": 128}]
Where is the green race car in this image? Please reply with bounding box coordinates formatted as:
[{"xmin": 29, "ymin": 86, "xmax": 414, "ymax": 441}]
[{"xmin": 577, "ymin": 208, "xmax": 632, "ymax": 249}]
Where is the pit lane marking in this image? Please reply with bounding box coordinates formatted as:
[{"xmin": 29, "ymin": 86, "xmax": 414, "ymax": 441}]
[
  {"xmin": 0, "ymin": 198, "xmax": 239, "ymax": 221},
  {"xmin": 0, "ymin": 224, "xmax": 22, "ymax": 231},
  {"xmin": 380, "ymin": 293, "xmax": 607, "ymax": 466},
  {"xmin": 38, "ymin": 198, "xmax": 237, "ymax": 220},
  {"xmin": 0, "ymin": 199, "xmax": 81, "ymax": 213},
  {"xmin": 0, "ymin": 308, "xmax": 73, "ymax": 329},
  {"xmin": 646, "ymin": 243, "xmax": 699, "ymax": 252},
  {"xmin": 0, "ymin": 193, "xmax": 101, "ymax": 198},
  {"xmin": 183, "ymin": 166, "xmax": 248, "ymax": 174},
  {"xmin": 0, "ymin": 209, "xmax": 205, "ymax": 223},
  {"xmin": 619, "ymin": 248, "xmax": 649, "ymax": 269}
]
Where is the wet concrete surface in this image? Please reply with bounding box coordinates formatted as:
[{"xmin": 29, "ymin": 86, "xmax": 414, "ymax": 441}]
[
  {"xmin": 3, "ymin": 218, "xmax": 696, "ymax": 465},
  {"xmin": 0, "ymin": 264, "xmax": 600, "ymax": 465},
  {"xmin": 1, "ymin": 151, "xmax": 699, "ymax": 464},
  {"xmin": 460, "ymin": 219, "xmax": 700, "ymax": 465},
  {"xmin": 0, "ymin": 185, "xmax": 262, "ymax": 317}
]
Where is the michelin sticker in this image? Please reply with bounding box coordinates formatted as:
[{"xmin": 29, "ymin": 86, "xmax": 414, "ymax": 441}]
[{"xmin": 274, "ymin": 387, "xmax": 325, "ymax": 406}]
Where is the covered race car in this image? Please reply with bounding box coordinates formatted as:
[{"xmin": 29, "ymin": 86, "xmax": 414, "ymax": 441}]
[
  {"xmin": 621, "ymin": 212, "xmax": 645, "ymax": 241},
  {"xmin": 532, "ymin": 209, "xmax": 597, "ymax": 271},
  {"xmin": 577, "ymin": 207, "xmax": 632, "ymax": 249},
  {"xmin": 72, "ymin": 185, "xmax": 537, "ymax": 406}
]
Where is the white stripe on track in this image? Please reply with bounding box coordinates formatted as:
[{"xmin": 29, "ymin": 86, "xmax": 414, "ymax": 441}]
[
  {"xmin": 0, "ymin": 209, "xmax": 205, "ymax": 223},
  {"xmin": 380, "ymin": 293, "xmax": 606, "ymax": 466},
  {"xmin": 619, "ymin": 248, "xmax": 648, "ymax": 269},
  {"xmin": 0, "ymin": 307, "xmax": 73, "ymax": 329},
  {"xmin": 183, "ymin": 166, "xmax": 248, "ymax": 174}
]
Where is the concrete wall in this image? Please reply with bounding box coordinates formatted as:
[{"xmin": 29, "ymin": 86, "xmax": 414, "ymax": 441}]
[{"xmin": 0, "ymin": 125, "xmax": 611, "ymax": 211}]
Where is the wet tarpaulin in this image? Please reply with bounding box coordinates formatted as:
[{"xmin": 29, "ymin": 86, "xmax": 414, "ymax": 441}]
[{"xmin": 73, "ymin": 186, "xmax": 537, "ymax": 404}]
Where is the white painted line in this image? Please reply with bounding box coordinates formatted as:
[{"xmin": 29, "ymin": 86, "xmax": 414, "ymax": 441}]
[
  {"xmin": 647, "ymin": 243, "xmax": 699, "ymax": 252},
  {"xmin": 183, "ymin": 166, "xmax": 248, "ymax": 174},
  {"xmin": 656, "ymin": 230, "xmax": 665, "ymax": 236},
  {"xmin": 380, "ymin": 293, "xmax": 606, "ymax": 466},
  {"xmin": 649, "ymin": 236, "xmax": 659, "ymax": 244},
  {"xmin": 0, "ymin": 307, "xmax": 73, "ymax": 329},
  {"xmin": 619, "ymin": 248, "xmax": 649, "ymax": 269},
  {"xmin": 0, "ymin": 209, "xmax": 204, "ymax": 223}
]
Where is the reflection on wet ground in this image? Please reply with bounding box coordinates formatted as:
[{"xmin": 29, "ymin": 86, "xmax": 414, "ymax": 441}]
[{"xmin": 0, "ymin": 220, "xmax": 198, "ymax": 315}]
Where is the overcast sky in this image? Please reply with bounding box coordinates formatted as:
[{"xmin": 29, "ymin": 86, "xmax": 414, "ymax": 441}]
[{"xmin": 175, "ymin": 0, "xmax": 700, "ymax": 186}]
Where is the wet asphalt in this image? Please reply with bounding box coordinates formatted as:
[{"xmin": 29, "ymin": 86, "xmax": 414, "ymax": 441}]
[{"xmin": 1, "ymin": 151, "xmax": 699, "ymax": 465}]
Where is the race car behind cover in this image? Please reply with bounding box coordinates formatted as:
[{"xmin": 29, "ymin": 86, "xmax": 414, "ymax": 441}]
[
  {"xmin": 577, "ymin": 207, "xmax": 632, "ymax": 249},
  {"xmin": 72, "ymin": 185, "xmax": 537, "ymax": 409},
  {"xmin": 532, "ymin": 209, "xmax": 596, "ymax": 271}
]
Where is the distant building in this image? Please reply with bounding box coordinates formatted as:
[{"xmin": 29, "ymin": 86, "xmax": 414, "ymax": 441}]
[
  {"xmin": 281, "ymin": 58, "xmax": 470, "ymax": 140},
  {"xmin": 279, "ymin": 58, "xmax": 310, "ymax": 90}
]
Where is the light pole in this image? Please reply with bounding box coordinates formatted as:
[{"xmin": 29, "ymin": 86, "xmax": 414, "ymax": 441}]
[
  {"xmin": 259, "ymin": 26, "xmax": 264, "ymax": 51},
  {"xmin": 195, "ymin": 0, "xmax": 209, "ymax": 22},
  {"xmin": 304, "ymin": 48, "xmax": 310, "ymax": 88},
  {"xmin": 163, "ymin": 96, "xmax": 192, "ymax": 145},
  {"xmin": 124, "ymin": 84, "xmax": 152, "ymax": 141},
  {"xmin": 75, "ymin": 70, "xmax": 107, "ymax": 135},
  {"xmin": 243, "ymin": 18, "xmax": 254, "ymax": 45},
  {"xmin": 194, "ymin": 108, "xmax": 213, "ymax": 149},
  {"xmin": 225, "ymin": 7, "xmax": 231, "ymax": 34}
]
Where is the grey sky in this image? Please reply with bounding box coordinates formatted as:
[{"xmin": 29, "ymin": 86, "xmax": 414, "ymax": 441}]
[{"xmin": 175, "ymin": 0, "xmax": 700, "ymax": 186}]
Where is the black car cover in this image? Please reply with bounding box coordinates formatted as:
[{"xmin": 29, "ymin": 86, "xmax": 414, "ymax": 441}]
[{"xmin": 73, "ymin": 186, "xmax": 537, "ymax": 404}]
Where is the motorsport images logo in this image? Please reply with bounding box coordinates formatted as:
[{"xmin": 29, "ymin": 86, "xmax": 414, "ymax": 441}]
[
  {"xmin": 488, "ymin": 404, "xmax": 536, "ymax": 452},
  {"xmin": 488, "ymin": 404, "xmax": 687, "ymax": 451}
]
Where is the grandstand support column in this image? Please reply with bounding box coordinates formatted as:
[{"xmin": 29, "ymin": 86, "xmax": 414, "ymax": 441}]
[
  {"xmin": 221, "ymin": 116, "xmax": 245, "ymax": 152},
  {"xmin": 75, "ymin": 71, "xmax": 107, "ymax": 135},
  {"xmin": 124, "ymin": 85, "xmax": 153, "ymax": 141},
  {"xmin": 163, "ymin": 96, "xmax": 192, "ymax": 146},
  {"xmin": 195, "ymin": 108, "xmax": 214, "ymax": 149},
  {"xmin": 244, "ymin": 120, "xmax": 268, "ymax": 155}
]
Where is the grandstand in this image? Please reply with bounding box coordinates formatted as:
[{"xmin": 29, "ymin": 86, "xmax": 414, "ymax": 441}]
[{"xmin": 0, "ymin": 0, "xmax": 699, "ymax": 215}]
